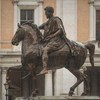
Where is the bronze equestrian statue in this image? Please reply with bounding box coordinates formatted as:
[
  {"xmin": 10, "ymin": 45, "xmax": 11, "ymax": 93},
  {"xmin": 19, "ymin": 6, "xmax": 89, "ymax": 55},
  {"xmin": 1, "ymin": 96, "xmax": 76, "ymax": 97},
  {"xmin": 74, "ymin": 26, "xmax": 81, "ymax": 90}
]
[{"xmin": 11, "ymin": 6, "xmax": 95, "ymax": 96}]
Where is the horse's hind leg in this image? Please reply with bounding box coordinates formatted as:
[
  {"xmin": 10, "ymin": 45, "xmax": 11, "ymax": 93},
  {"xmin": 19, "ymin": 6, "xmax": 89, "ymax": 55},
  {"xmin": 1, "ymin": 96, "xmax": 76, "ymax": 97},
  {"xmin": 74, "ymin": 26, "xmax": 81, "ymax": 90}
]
[
  {"xmin": 68, "ymin": 68, "xmax": 86, "ymax": 96},
  {"xmin": 28, "ymin": 63, "xmax": 38, "ymax": 97},
  {"xmin": 30, "ymin": 76, "xmax": 39, "ymax": 97},
  {"xmin": 31, "ymin": 69, "xmax": 39, "ymax": 97},
  {"xmin": 81, "ymin": 75, "xmax": 90, "ymax": 96}
]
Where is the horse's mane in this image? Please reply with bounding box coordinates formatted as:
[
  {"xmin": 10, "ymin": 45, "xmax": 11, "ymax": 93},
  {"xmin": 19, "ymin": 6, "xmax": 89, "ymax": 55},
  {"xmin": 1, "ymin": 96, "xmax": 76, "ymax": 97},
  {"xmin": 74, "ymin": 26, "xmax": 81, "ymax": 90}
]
[
  {"xmin": 22, "ymin": 22, "xmax": 42, "ymax": 43},
  {"xmin": 22, "ymin": 22, "xmax": 37, "ymax": 29}
]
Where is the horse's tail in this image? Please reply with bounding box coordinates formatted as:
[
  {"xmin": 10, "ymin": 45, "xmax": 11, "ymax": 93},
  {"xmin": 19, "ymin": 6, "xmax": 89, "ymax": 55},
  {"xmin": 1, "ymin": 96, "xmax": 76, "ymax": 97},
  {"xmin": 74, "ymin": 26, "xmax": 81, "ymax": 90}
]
[{"xmin": 85, "ymin": 43, "xmax": 95, "ymax": 68}]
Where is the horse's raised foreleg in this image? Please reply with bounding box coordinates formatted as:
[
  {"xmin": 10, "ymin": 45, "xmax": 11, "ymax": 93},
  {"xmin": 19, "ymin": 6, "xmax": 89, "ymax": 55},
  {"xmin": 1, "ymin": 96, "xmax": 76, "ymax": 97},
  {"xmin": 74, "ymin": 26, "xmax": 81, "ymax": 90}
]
[{"xmin": 68, "ymin": 68, "xmax": 85, "ymax": 96}]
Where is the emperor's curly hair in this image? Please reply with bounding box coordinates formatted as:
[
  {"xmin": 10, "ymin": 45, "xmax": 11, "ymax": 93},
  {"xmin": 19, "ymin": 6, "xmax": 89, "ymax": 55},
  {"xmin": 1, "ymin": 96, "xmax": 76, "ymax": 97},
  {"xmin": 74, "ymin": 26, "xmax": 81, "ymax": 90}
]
[{"xmin": 44, "ymin": 6, "xmax": 54, "ymax": 13}]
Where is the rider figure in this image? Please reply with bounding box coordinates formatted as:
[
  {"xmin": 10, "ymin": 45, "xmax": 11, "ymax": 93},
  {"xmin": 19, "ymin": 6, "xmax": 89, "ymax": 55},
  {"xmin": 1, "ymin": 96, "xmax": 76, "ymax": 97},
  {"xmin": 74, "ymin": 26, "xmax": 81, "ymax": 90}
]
[{"xmin": 39, "ymin": 6, "xmax": 74, "ymax": 75}]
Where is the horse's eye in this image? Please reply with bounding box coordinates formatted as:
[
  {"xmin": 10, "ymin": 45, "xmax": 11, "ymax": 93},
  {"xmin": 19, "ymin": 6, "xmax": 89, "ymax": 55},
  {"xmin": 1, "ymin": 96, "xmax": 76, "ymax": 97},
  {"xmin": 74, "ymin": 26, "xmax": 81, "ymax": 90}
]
[
  {"xmin": 16, "ymin": 30, "xmax": 19, "ymax": 33},
  {"xmin": 17, "ymin": 29, "xmax": 20, "ymax": 33}
]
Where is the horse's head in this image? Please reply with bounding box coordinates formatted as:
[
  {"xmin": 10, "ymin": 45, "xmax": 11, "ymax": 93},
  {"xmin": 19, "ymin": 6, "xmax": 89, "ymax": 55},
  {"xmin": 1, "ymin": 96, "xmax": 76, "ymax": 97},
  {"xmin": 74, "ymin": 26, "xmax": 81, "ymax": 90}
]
[
  {"xmin": 12, "ymin": 23, "xmax": 42, "ymax": 46},
  {"xmin": 12, "ymin": 23, "xmax": 25, "ymax": 46}
]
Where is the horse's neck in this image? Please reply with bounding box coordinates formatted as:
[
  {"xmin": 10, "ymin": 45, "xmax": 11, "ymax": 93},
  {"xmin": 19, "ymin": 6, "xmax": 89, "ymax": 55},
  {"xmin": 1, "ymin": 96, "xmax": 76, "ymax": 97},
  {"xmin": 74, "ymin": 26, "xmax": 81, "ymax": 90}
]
[
  {"xmin": 21, "ymin": 25, "xmax": 41, "ymax": 55},
  {"xmin": 21, "ymin": 35, "xmax": 39, "ymax": 55}
]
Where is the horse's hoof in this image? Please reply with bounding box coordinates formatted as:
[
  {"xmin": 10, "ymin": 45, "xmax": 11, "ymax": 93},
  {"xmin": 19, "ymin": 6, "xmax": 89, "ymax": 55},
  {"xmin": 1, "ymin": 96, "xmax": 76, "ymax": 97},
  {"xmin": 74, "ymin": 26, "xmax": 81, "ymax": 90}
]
[
  {"xmin": 68, "ymin": 90, "xmax": 74, "ymax": 96},
  {"xmin": 37, "ymin": 70, "xmax": 48, "ymax": 76},
  {"xmin": 30, "ymin": 89, "xmax": 38, "ymax": 97},
  {"xmin": 81, "ymin": 92, "xmax": 87, "ymax": 96},
  {"xmin": 30, "ymin": 92, "xmax": 36, "ymax": 97}
]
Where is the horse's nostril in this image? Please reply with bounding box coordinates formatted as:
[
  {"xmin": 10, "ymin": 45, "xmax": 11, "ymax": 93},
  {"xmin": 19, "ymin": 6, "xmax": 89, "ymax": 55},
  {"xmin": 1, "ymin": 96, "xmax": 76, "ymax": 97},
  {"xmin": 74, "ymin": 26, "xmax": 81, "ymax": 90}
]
[
  {"xmin": 11, "ymin": 41, "xmax": 14, "ymax": 45},
  {"xmin": 12, "ymin": 41, "xmax": 15, "ymax": 45}
]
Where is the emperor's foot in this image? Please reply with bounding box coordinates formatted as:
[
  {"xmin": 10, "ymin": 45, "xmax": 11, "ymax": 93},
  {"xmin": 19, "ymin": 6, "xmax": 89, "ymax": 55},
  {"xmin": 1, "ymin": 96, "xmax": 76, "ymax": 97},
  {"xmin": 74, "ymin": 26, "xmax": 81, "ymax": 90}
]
[{"xmin": 37, "ymin": 69, "xmax": 48, "ymax": 75}]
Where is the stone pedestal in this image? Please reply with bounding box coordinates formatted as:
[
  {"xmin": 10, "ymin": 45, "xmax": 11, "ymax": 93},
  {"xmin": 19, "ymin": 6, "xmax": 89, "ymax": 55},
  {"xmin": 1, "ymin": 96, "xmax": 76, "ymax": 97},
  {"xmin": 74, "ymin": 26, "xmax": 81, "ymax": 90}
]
[{"xmin": 15, "ymin": 96, "xmax": 100, "ymax": 100}]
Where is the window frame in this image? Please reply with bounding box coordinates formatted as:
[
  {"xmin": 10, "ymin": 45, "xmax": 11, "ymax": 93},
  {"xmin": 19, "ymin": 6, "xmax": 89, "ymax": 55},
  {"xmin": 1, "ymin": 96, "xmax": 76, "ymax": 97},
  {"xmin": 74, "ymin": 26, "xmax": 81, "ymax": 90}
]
[
  {"xmin": 20, "ymin": 9, "xmax": 34, "ymax": 25},
  {"xmin": 96, "ymin": 10, "xmax": 100, "ymax": 41}
]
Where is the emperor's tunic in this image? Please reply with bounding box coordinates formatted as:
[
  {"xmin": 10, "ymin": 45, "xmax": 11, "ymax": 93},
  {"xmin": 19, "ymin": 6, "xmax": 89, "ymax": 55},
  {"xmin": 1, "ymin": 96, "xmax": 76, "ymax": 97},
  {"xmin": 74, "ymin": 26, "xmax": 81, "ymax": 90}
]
[{"xmin": 40, "ymin": 17, "xmax": 66, "ymax": 52}]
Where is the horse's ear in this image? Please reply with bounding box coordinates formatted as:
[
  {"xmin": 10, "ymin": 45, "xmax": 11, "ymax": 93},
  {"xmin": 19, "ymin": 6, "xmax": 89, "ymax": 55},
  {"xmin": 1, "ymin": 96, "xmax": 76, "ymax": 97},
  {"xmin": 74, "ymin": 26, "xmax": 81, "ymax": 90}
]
[
  {"xmin": 34, "ymin": 24, "xmax": 37, "ymax": 28},
  {"xmin": 32, "ymin": 23, "xmax": 37, "ymax": 29},
  {"xmin": 18, "ymin": 23, "xmax": 21, "ymax": 28}
]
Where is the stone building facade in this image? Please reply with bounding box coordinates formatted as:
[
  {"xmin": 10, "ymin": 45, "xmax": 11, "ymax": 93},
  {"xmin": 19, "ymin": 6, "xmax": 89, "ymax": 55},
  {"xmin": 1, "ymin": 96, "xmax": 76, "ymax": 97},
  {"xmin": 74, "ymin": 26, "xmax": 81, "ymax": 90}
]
[{"xmin": 0, "ymin": 0, "xmax": 100, "ymax": 99}]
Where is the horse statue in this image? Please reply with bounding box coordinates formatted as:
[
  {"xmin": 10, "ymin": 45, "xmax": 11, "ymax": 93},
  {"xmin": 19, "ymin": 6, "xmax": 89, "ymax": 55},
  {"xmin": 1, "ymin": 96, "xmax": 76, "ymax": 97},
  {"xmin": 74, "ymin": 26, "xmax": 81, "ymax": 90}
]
[{"xmin": 11, "ymin": 22, "xmax": 95, "ymax": 96}]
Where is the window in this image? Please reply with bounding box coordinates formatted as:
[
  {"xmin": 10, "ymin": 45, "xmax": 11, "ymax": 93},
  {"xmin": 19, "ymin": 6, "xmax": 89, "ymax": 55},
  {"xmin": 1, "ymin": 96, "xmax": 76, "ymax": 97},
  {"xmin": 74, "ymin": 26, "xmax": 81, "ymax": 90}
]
[
  {"xmin": 20, "ymin": 9, "xmax": 34, "ymax": 24},
  {"xmin": 96, "ymin": 10, "xmax": 100, "ymax": 41}
]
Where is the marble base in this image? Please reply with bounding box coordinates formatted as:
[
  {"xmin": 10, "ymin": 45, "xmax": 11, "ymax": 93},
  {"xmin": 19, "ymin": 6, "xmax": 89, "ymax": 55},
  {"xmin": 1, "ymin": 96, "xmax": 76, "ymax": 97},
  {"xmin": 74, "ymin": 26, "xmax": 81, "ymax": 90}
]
[{"xmin": 15, "ymin": 96, "xmax": 100, "ymax": 100}]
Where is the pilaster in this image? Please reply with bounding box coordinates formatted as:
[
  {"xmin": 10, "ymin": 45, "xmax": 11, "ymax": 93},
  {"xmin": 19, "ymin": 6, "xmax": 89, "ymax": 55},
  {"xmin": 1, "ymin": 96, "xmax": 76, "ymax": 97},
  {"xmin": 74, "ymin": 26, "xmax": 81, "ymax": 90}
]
[
  {"xmin": 45, "ymin": 71, "xmax": 53, "ymax": 96},
  {"xmin": 0, "ymin": 0, "xmax": 1, "ymax": 48},
  {"xmin": 1, "ymin": 67, "xmax": 8, "ymax": 100},
  {"xmin": 34, "ymin": 1, "xmax": 43, "ymax": 26},
  {"xmin": 13, "ymin": 0, "xmax": 19, "ymax": 34},
  {"xmin": 0, "ymin": 68, "xmax": 2, "ymax": 100},
  {"xmin": 62, "ymin": 0, "xmax": 77, "ymax": 41},
  {"xmin": 13, "ymin": 0, "xmax": 21, "ymax": 51},
  {"xmin": 54, "ymin": 69, "xmax": 63, "ymax": 96},
  {"xmin": 56, "ymin": 0, "xmax": 63, "ymax": 19},
  {"xmin": 89, "ymin": 0, "xmax": 95, "ymax": 40}
]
